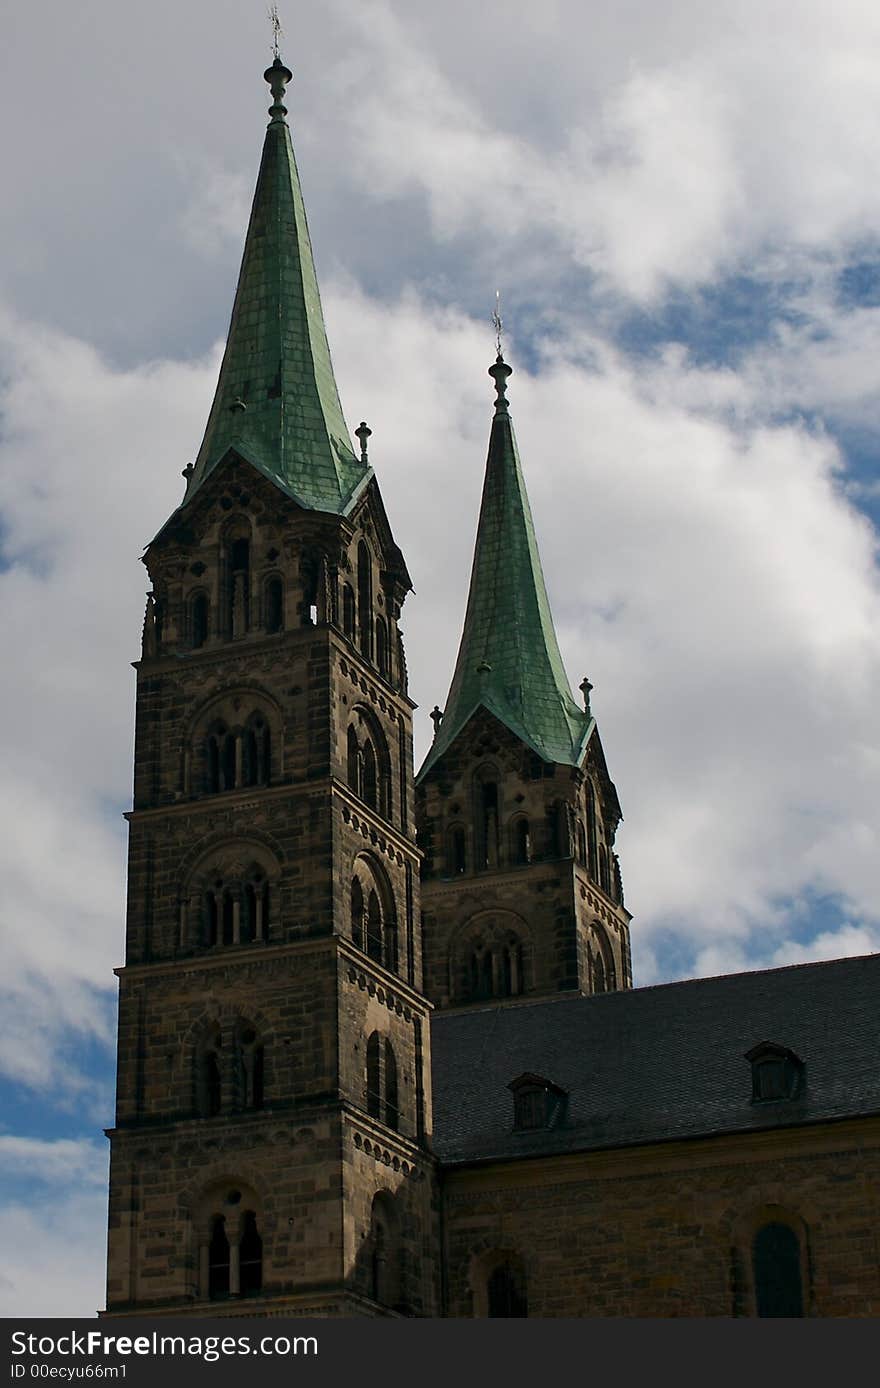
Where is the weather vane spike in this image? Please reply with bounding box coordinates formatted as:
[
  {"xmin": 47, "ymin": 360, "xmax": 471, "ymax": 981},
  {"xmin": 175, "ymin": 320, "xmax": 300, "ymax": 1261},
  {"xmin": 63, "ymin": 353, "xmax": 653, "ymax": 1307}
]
[
  {"xmin": 268, "ymin": 4, "xmax": 284, "ymax": 59},
  {"xmin": 492, "ymin": 289, "xmax": 504, "ymax": 357}
]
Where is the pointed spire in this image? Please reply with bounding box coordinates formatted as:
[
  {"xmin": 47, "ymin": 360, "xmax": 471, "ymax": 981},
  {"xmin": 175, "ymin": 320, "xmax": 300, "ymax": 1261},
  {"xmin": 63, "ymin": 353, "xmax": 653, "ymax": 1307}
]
[
  {"xmin": 418, "ymin": 354, "xmax": 591, "ymax": 779},
  {"xmin": 183, "ymin": 56, "xmax": 367, "ymax": 515}
]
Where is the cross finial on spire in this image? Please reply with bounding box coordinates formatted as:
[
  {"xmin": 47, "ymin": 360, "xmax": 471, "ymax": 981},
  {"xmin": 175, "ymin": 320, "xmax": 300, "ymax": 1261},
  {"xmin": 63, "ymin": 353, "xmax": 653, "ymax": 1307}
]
[
  {"xmin": 264, "ymin": 10, "xmax": 292, "ymax": 124},
  {"xmin": 493, "ymin": 289, "xmax": 504, "ymax": 357},
  {"xmin": 488, "ymin": 290, "xmax": 512, "ymax": 414},
  {"xmin": 268, "ymin": 4, "xmax": 284, "ymax": 59},
  {"xmin": 579, "ymin": 676, "xmax": 593, "ymax": 717}
]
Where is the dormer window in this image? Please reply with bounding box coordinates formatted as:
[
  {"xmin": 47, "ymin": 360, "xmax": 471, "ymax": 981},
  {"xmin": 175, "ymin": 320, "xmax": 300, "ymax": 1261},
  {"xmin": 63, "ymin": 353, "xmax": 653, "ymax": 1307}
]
[
  {"xmin": 745, "ymin": 1042, "xmax": 804, "ymax": 1103},
  {"xmin": 508, "ymin": 1072, "xmax": 567, "ymax": 1131}
]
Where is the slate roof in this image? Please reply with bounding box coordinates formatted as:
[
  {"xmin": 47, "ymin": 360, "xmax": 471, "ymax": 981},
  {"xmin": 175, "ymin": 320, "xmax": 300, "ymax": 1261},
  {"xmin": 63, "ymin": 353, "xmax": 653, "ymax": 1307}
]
[
  {"xmin": 184, "ymin": 59, "xmax": 366, "ymax": 516},
  {"xmin": 418, "ymin": 355, "xmax": 590, "ymax": 780},
  {"xmin": 430, "ymin": 952, "xmax": 880, "ymax": 1166}
]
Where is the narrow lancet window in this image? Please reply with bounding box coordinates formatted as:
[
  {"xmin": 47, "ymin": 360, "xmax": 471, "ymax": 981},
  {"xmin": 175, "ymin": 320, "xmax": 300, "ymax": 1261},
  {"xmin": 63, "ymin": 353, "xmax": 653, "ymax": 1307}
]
[
  {"xmin": 191, "ymin": 592, "xmax": 209, "ymax": 649},
  {"xmin": 357, "ymin": 542, "xmax": 373, "ymax": 659},
  {"xmin": 264, "ymin": 575, "xmax": 283, "ymax": 633}
]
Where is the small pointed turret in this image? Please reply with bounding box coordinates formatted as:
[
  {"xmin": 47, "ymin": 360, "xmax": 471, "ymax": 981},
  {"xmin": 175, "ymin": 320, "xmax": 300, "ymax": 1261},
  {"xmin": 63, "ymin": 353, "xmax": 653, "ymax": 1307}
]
[
  {"xmin": 183, "ymin": 57, "xmax": 366, "ymax": 514},
  {"xmin": 419, "ymin": 353, "xmax": 591, "ymax": 778}
]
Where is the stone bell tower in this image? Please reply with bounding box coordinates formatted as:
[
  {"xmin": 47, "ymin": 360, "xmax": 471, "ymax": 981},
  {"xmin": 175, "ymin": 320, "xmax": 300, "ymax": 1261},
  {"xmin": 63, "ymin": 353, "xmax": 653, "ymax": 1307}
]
[
  {"xmin": 415, "ymin": 353, "xmax": 632, "ymax": 1012},
  {"xmin": 104, "ymin": 56, "xmax": 437, "ymax": 1318}
]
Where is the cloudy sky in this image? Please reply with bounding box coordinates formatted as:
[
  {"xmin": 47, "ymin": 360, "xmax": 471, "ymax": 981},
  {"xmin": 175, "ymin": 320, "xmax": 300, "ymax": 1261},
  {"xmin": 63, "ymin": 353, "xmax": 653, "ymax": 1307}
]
[{"xmin": 2, "ymin": 0, "xmax": 879, "ymax": 1316}]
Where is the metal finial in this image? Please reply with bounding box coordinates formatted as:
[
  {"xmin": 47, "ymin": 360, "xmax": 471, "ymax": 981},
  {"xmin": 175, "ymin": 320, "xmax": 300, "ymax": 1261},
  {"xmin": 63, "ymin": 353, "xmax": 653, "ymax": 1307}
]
[
  {"xmin": 264, "ymin": 14, "xmax": 292, "ymax": 125},
  {"xmin": 268, "ymin": 4, "xmax": 284, "ymax": 59},
  {"xmin": 355, "ymin": 421, "xmax": 372, "ymax": 465},
  {"xmin": 580, "ymin": 677, "xmax": 593, "ymax": 716},
  {"xmin": 488, "ymin": 353, "xmax": 512, "ymax": 416},
  {"xmin": 492, "ymin": 289, "xmax": 504, "ymax": 357},
  {"xmin": 430, "ymin": 705, "xmax": 444, "ymax": 738}
]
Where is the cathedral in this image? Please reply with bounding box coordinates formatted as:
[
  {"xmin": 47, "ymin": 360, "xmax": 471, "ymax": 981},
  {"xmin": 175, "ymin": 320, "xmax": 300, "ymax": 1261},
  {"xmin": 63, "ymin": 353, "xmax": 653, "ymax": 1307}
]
[{"xmin": 103, "ymin": 56, "xmax": 880, "ymax": 1319}]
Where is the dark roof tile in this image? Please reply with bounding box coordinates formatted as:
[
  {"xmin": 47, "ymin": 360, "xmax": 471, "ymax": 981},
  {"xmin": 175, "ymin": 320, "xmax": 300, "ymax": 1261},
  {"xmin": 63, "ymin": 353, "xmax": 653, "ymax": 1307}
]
[{"xmin": 430, "ymin": 953, "xmax": 880, "ymax": 1165}]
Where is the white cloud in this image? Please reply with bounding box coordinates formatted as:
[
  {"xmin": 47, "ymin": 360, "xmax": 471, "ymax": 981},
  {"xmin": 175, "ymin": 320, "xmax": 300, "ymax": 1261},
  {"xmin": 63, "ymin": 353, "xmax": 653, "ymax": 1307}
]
[
  {"xmin": 2, "ymin": 282, "xmax": 879, "ymax": 1098},
  {"xmin": 3, "ymin": 0, "xmax": 880, "ymax": 1317},
  {"xmin": 325, "ymin": 284, "xmax": 880, "ymax": 971},
  {"xmin": 0, "ymin": 1138, "xmax": 108, "ymax": 1316},
  {"xmin": 770, "ymin": 922, "xmax": 880, "ymax": 968},
  {"xmin": 309, "ymin": 0, "xmax": 880, "ymax": 303},
  {"xmin": 0, "ymin": 1135, "xmax": 108, "ymax": 1188},
  {"xmin": 0, "ymin": 311, "xmax": 217, "ymax": 1096}
]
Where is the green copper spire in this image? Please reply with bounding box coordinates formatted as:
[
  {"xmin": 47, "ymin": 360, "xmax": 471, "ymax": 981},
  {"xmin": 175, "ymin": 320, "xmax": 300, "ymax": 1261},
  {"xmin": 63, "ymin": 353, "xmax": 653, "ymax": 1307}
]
[
  {"xmin": 419, "ymin": 354, "xmax": 591, "ymax": 779},
  {"xmin": 185, "ymin": 56, "xmax": 366, "ymax": 514}
]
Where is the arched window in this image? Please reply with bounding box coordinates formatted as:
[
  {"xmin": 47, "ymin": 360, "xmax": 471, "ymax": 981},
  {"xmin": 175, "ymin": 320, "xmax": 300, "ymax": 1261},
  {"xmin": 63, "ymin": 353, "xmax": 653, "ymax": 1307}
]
[
  {"xmin": 576, "ymin": 821, "xmax": 587, "ymax": 868},
  {"xmin": 357, "ymin": 541, "xmax": 373, "ymax": 659},
  {"xmin": 208, "ymin": 1216, "xmax": 230, "ymax": 1299},
  {"xmin": 467, "ymin": 936, "xmax": 523, "ymax": 1002},
  {"xmin": 152, "ymin": 594, "xmax": 165, "ymax": 649},
  {"xmin": 366, "ymin": 890, "xmax": 383, "ymax": 963},
  {"xmin": 385, "ymin": 911, "xmax": 399, "ymax": 975},
  {"xmin": 347, "ymin": 714, "xmax": 392, "ymax": 821},
  {"xmin": 205, "ymin": 723, "xmax": 235, "ymax": 794},
  {"xmin": 513, "ymin": 818, "xmax": 531, "ymax": 865},
  {"xmin": 590, "ymin": 927, "xmax": 616, "ymax": 994},
  {"xmin": 453, "ymin": 912, "xmax": 530, "ymax": 1004},
  {"xmin": 366, "ymin": 1032, "xmax": 381, "ymax": 1120},
  {"xmin": 222, "ymin": 733, "xmax": 236, "ymax": 790},
  {"xmin": 351, "ymin": 858, "xmax": 399, "ymax": 975},
  {"xmin": 362, "ymin": 739, "xmax": 378, "ymax": 809},
  {"xmin": 470, "ymin": 947, "xmax": 493, "ymax": 1001},
  {"xmin": 365, "ymin": 1032, "xmax": 400, "ymax": 1132},
  {"xmin": 586, "ymin": 781, "xmax": 599, "ymax": 880},
  {"xmin": 264, "ymin": 575, "xmax": 283, "ymax": 634},
  {"xmin": 475, "ymin": 769, "xmax": 500, "ymax": 870},
  {"xmin": 351, "ymin": 878, "xmax": 364, "ymax": 951},
  {"xmin": 347, "ymin": 725, "xmax": 360, "ymax": 796},
  {"xmin": 449, "ymin": 826, "xmax": 467, "ymax": 875},
  {"xmin": 203, "ymin": 868, "xmax": 269, "ymax": 948},
  {"xmin": 243, "ymin": 714, "xmax": 270, "ymax": 787},
  {"xmin": 236, "ymin": 1024, "xmax": 264, "ymax": 1110},
  {"xmin": 191, "ymin": 694, "xmax": 281, "ymax": 802},
  {"xmin": 371, "ymin": 1217, "xmax": 386, "ymax": 1303},
  {"xmin": 191, "ymin": 592, "xmax": 209, "ymax": 649},
  {"xmin": 598, "ymin": 844, "xmax": 611, "ymax": 894},
  {"xmin": 204, "ymin": 890, "xmax": 218, "ymax": 946},
  {"xmin": 592, "ymin": 949, "xmax": 607, "ymax": 994},
  {"xmin": 342, "ymin": 583, "xmax": 356, "ymax": 639},
  {"xmin": 196, "ymin": 1024, "xmax": 223, "ymax": 1118},
  {"xmin": 368, "ymin": 1193, "xmax": 402, "ymax": 1309},
  {"xmin": 753, "ymin": 1222, "xmax": 804, "ymax": 1317},
  {"xmin": 239, "ymin": 1211, "xmax": 263, "ymax": 1297},
  {"xmin": 487, "ymin": 1262, "xmax": 528, "ymax": 1318},
  {"xmin": 243, "ymin": 869, "xmax": 269, "ymax": 944},
  {"xmin": 206, "ymin": 717, "xmax": 271, "ymax": 794},
  {"xmin": 612, "ymin": 853, "xmax": 623, "ymax": 904},
  {"xmin": 206, "ymin": 733, "xmax": 220, "ymax": 794},
  {"xmin": 202, "ymin": 1193, "xmax": 263, "ymax": 1302},
  {"xmin": 227, "ymin": 536, "xmax": 250, "ymax": 638},
  {"xmin": 384, "ymin": 1040, "xmax": 399, "ymax": 1132},
  {"xmin": 375, "ymin": 617, "xmax": 389, "ymax": 678}
]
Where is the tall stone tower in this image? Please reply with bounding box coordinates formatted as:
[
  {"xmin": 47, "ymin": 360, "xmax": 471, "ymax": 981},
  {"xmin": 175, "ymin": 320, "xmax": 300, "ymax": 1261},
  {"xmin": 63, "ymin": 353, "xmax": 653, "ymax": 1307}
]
[
  {"xmin": 416, "ymin": 354, "xmax": 631, "ymax": 1012},
  {"xmin": 104, "ymin": 58, "xmax": 437, "ymax": 1318}
]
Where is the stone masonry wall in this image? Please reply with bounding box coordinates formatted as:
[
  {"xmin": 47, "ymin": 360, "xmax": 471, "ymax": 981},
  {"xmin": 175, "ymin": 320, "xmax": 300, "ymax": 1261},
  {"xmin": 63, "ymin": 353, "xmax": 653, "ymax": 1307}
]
[{"xmin": 442, "ymin": 1119, "xmax": 880, "ymax": 1317}]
